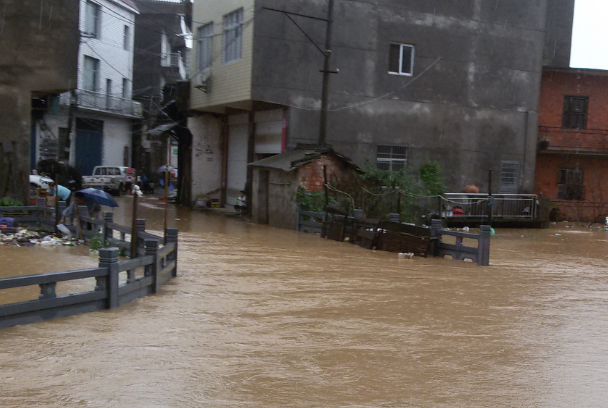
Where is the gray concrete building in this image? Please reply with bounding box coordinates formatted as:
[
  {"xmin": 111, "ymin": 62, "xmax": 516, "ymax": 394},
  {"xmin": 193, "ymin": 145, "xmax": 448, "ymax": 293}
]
[
  {"xmin": 0, "ymin": 0, "xmax": 80, "ymax": 202},
  {"xmin": 189, "ymin": 0, "xmax": 574, "ymax": 209}
]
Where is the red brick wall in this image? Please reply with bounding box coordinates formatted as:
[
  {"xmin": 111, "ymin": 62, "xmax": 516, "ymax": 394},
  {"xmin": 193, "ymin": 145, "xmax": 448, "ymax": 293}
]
[
  {"xmin": 535, "ymin": 70, "xmax": 608, "ymax": 222},
  {"xmin": 535, "ymin": 155, "xmax": 608, "ymax": 222},
  {"xmin": 539, "ymin": 70, "xmax": 608, "ymax": 129},
  {"xmin": 297, "ymin": 154, "xmax": 359, "ymax": 192}
]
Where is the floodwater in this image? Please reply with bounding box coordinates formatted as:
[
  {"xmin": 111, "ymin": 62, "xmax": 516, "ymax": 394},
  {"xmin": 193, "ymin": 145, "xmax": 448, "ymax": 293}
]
[{"xmin": 1, "ymin": 196, "xmax": 608, "ymax": 407}]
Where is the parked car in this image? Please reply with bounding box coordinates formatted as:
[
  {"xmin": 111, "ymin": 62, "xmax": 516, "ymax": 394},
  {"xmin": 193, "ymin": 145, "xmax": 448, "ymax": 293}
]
[{"xmin": 82, "ymin": 166, "xmax": 134, "ymax": 195}]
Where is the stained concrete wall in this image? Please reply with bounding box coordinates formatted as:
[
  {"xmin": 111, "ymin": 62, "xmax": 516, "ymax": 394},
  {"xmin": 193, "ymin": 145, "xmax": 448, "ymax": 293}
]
[
  {"xmin": 0, "ymin": 0, "xmax": 79, "ymax": 200},
  {"xmin": 543, "ymin": 0, "xmax": 575, "ymax": 68},
  {"xmin": 250, "ymin": 0, "xmax": 568, "ymax": 193},
  {"xmin": 189, "ymin": 114, "xmax": 224, "ymax": 200}
]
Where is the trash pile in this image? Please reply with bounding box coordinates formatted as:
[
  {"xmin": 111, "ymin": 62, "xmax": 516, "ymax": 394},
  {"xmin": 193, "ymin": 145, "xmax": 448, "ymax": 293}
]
[{"xmin": 0, "ymin": 228, "xmax": 79, "ymax": 247}]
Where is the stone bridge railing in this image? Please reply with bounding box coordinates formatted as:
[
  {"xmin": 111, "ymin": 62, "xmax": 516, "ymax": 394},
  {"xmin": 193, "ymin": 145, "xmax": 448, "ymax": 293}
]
[
  {"xmin": 430, "ymin": 220, "xmax": 490, "ymax": 266},
  {"xmin": 0, "ymin": 200, "xmax": 178, "ymax": 330}
]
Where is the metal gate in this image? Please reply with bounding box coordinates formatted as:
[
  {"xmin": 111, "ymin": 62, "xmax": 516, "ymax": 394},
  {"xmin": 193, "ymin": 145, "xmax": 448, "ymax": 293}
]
[{"xmin": 75, "ymin": 119, "xmax": 103, "ymax": 176}]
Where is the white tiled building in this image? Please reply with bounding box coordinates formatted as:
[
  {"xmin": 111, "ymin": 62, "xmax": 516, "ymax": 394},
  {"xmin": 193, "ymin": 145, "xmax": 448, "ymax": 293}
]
[{"xmin": 34, "ymin": 0, "xmax": 142, "ymax": 176}]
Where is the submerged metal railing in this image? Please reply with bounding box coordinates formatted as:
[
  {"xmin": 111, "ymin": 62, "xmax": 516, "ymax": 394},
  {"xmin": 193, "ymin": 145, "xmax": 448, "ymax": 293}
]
[{"xmin": 0, "ymin": 200, "xmax": 178, "ymax": 330}]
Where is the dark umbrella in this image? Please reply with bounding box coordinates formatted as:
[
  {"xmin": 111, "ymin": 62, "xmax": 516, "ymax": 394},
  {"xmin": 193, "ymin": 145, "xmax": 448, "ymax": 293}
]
[{"xmin": 78, "ymin": 188, "xmax": 119, "ymax": 207}]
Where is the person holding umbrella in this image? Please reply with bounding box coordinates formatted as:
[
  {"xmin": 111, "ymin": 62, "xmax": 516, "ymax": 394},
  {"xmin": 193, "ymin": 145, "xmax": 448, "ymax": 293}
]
[
  {"xmin": 59, "ymin": 191, "xmax": 101, "ymax": 225},
  {"xmin": 57, "ymin": 189, "xmax": 117, "ymax": 238}
]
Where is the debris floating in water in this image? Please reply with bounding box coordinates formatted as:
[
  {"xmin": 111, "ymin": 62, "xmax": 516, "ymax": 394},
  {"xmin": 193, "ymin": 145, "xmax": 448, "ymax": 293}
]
[{"xmin": 0, "ymin": 228, "xmax": 79, "ymax": 247}]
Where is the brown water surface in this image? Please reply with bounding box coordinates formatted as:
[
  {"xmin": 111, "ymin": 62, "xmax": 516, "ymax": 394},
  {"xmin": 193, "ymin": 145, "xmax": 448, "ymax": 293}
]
[{"xmin": 1, "ymin": 197, "xmax": 608, "ymax": 407}]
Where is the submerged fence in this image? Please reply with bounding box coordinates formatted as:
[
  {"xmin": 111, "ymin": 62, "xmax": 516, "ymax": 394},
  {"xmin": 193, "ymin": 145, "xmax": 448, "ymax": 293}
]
[
  {"xmin": 0, "ymin": 200, "xmax": 178, "ymax": 330},
  {"xmin": 296, "ymin": 206, "xmax": 490, "ymax": 266}
]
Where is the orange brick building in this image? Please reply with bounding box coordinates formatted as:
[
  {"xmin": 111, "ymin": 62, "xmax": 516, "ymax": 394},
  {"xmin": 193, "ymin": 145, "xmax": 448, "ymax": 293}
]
[{"xmin": 535, "ymin": 68, "xmax": 608, "ymax": 222}]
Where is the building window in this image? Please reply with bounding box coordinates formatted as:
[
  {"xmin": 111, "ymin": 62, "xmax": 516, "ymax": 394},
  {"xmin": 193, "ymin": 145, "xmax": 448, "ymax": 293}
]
[
  {"xmin": 85, "ymin": 1, "xmax": 101, "ymax": 38},
  {"xmin": 197, "ymin": 23, "xmax": 214, "ymax": 70},
  {"xmin": 500, "ymin": 161, "xmax": 519, "ymax": 193},
  {"xmin": 558, "ymin": 168, "xmax": 584, "ymax": 200},
  {"xmin": 377, "ymin": 145, "xmax": 408, "ymax": 171},
  {"xmin": 389, "ymin": 43, "xmax": 414, "ymax": 76},
  {"xmin": 223, "ymin": 8, "xmax": 243, "ymax": 63},
  {"xmin": 83, "ymin": 56, "xmax": 100, "ymax": 92},
  {"xmin": 122, "ymin": 78, "xmax": 128, "ymax": 99},
  {"xmin": 123, "ymin": 25, "xmax": 130, "ymax": 50},
  {"xmin": 562, "ymin": 96, "xmax": 588, "ymax": 129}
]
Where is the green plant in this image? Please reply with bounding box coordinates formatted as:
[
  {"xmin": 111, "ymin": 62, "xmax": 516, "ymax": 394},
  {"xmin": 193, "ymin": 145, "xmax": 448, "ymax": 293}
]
[
  {"xmin": 88, "ymin": 233, "xmax": 110, "ymax": 251},
  {"xmin": 419, "ymin": 159, "xmax": 445, "ymax": 196},
  {"xmin": 295, "ymin": 186, "xmax": 335, "ymax": 213},
  {"xmin": 360, "ymin": 158, "xmax": 445, "ymax": 223},
  {"xmin": 0, "ymin": 197, "xmax": 23, "ymax": 207}
]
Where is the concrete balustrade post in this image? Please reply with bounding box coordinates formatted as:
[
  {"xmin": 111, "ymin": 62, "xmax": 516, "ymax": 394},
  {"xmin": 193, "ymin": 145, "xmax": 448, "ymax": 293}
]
[
  {"xmin": 36, "ymin": 198, "xmax": 46, "ymax": 228},
  {"xmin": 98, "ymin": 247, "xmax": 120, "ymax": 309},
  {"xmin": 144, "ymin": 239, "xmax": 159, "ymax": 292},
  {"xmin": 135, "ymin": 219, "xmax": 146, "ymax": 256},
  {"xmin": 353, "ymin": 209, "xmax": 364, "ymax": 221},
  {"xmin": 102, "ymin": 212, "xmax": 114, "ymax": 245},
  {"xmin": 166, "ymin": 228, "xmax": 178, "ymax": 277},
  {"xmin": 430, "ymin": 219, "xmax": 443, "ymax": 257},
  {"xmin": 479, "ymin": 225, "xmax": 491, "ymax": 267},
  {"xmin": 77, "ymin": 205, "xmax": 89, "ymax": 237},
  {"xmin": 38, "ymin": 282, "xmax": 57, "ymax": 299}
]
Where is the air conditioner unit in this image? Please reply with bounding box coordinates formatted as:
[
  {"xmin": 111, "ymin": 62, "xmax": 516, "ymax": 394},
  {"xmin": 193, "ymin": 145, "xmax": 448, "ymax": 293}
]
[{"xmin": 192, "ymin": 69, "xmax": 211, "ymax": 93}]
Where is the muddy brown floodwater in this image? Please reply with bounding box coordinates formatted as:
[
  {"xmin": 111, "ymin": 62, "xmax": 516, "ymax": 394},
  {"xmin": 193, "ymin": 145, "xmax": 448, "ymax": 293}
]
[{"xmin": 2, "ymin": 196, "xmax": 608, "ymax": 407}]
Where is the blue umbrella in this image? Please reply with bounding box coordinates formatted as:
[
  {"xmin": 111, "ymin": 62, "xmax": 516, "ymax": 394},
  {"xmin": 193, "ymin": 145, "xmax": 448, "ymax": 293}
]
[{"xmin": 78, "ymin": 188, "xmax": 119, "ymax": 207}]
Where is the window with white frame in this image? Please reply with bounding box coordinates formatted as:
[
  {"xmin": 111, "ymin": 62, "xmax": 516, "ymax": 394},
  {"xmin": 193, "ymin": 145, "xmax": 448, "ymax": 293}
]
[
  {"xmin": 123, "ymin": 25, "xmax": 130, "ymax": 50},
  {"xmin": 83, "ymin": 56, "xmax": 100, "ymax": 92},
  {"xmin": 85, "ymin": 1, "xmax": 101, "ymax": 38},
  {"xmin": 197, "ymin": 23, "xmax": 214, "ymax": 70},
  {"xmin": 377, "ymin": 145, "xmax": 408, "ymax": 172},
  {"xmin": 223, "ymin": 8, "xmax": 243, "ymax": 63},
  {"xmin": 389, "ymin": 43, "xmax": 414, "ymax": 76}
]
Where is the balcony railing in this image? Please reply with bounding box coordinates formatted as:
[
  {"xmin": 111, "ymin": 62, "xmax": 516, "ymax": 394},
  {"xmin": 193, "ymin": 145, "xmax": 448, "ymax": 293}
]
[
  {"xmin": 60, "ymin": 90, "xmax": 143, "ymax": 118},
  {"xmin": 538, "ymin": 126, "xmax": 608, "ymax": 154},
  {"xmin": 161, "ymin": 51, "xmax": 187, "ymax": 80}
]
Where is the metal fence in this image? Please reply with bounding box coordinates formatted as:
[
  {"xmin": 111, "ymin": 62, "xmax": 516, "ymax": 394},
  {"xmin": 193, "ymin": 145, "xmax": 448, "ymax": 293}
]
[{"xmin": 444, "ymin": 194, "xmax": 538, "ymax": 220}]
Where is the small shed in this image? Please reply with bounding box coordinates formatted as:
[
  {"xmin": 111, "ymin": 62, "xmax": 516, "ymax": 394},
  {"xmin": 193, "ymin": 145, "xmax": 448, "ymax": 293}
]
[{"xmin": 248, "ymin": 148, "xmax": 362, "ymax": 229}]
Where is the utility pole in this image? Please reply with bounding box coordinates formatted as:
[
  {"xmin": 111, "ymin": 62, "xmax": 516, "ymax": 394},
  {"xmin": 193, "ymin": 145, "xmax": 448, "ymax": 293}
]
[
  {"xmin": 263, "ymin": 0, "xmax": 338, "ymax": 147},
  {"xmin": 318, "ymin": 0, "xmax": 335, "ymax": 147}
]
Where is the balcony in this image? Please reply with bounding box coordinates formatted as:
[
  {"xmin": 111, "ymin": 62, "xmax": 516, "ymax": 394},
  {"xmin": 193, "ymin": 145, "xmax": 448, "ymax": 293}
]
[
  {"xmin": 538, "ymin": 126, "xmax": 608, "ymax": 155},
  {"xmin": 160, "ymin": 51, "xmax": 188, "ymax": 81},
  {"xmin": 60, "ymin": 90, "xmax": 143, "ymax": 118}
]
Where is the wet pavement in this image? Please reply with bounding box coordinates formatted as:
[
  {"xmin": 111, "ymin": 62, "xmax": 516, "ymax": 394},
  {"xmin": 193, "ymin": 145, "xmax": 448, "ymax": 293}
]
[{"xmin": 1, "ymin": 196, "xmax": 608, "ymax": 407}]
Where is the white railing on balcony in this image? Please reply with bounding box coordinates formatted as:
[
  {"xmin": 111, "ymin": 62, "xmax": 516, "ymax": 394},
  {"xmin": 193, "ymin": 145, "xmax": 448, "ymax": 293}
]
[
  {"xmin": 161, "ymin": 51, "xmax": 187, "ymax": 80},
  {"xmin": 60, "ymin": 90, "xmax": 143, "ymax": 118}
]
